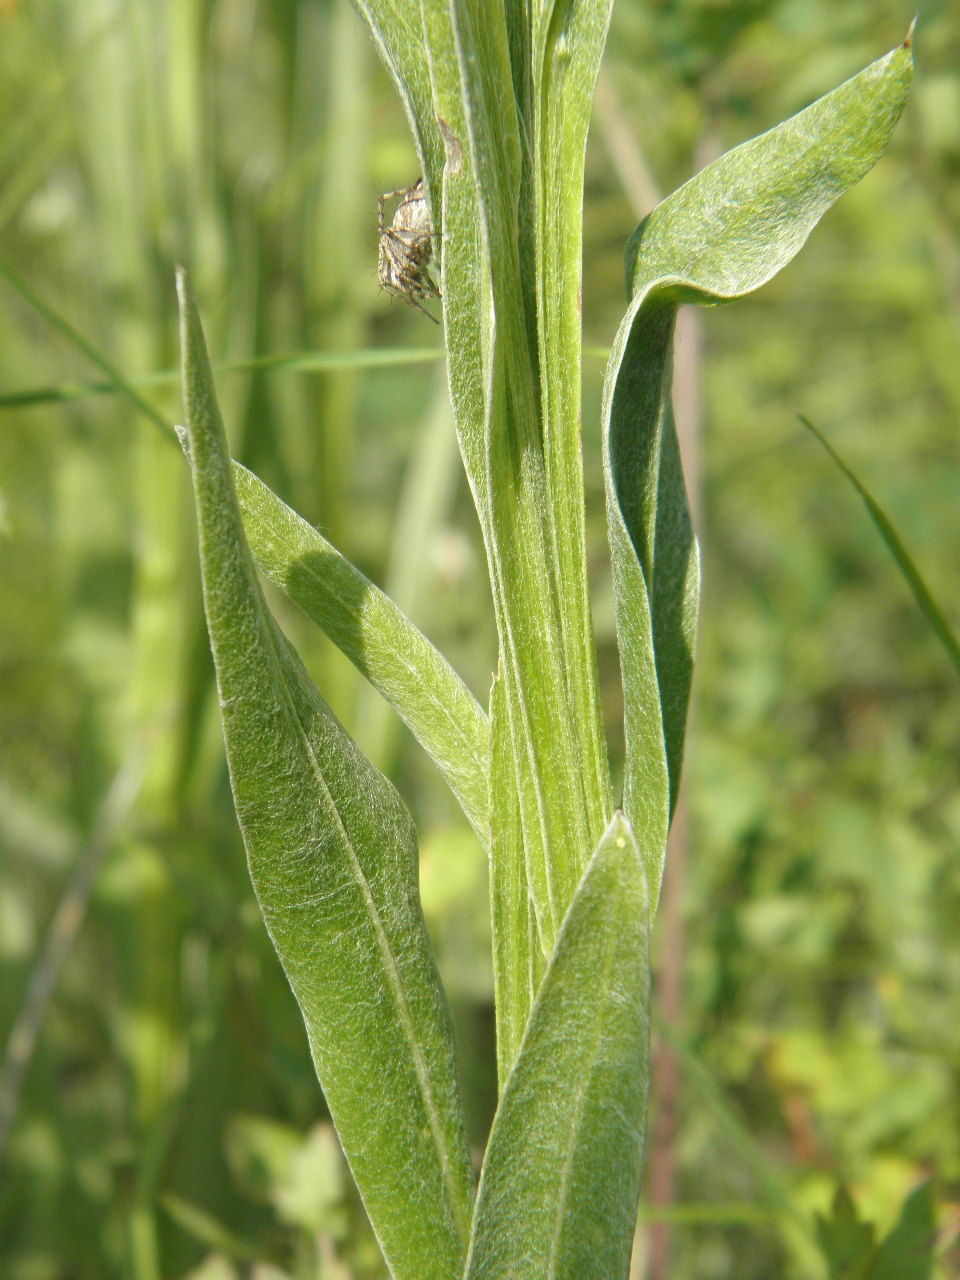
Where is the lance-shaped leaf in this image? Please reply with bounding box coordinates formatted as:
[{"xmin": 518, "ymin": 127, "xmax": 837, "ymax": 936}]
[
  {"xmin": 603, "ymin": 33, "xmax": 913, "ymax": 904},
  {"xmin": 232, "ymin": 462, "xmax": 490, "ymax": 844},
  {"xmin": 465, "ymin": 811, "xmax": 650, "ymax": 1280},
  {"xmin": 177, "ymin": 270, "xmax": 474, "ymax": 1280}
]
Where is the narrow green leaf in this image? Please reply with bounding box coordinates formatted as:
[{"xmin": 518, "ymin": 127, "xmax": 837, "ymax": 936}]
[
  {"xmin": 428, "ymin": 0, "xmax": 611, "ymax": 957},
  {"xmin": 603, "ymin": 34, "xmax": 913, "ymax": 903},
  {"xmin": 0, "ymin": 348, "xmax": 444, "ymax": 413},
  {"xmin": 161, "ymin": 1194, "xmax": 265, "ymax": 1264},
  {"xmin": 177, "ymin": 270, "xmax": 473, "ymax": 1280},
  {"xmin": 232, "ymin": 460, "xmax": 490, "ymax": 843},
  {"xmin": 466, "ymin": 811, "xmax": 650, "ymax": 1280},
  {"xmin": 637, "ymin": 1202, "xmax": 771, "ymax": 1226},
  {"xmin": 799, "ymin": 414, "xmax": 960, "ymax": 680},
  {"xmin": 532, "ymin": 0, "xmax": 614, "ymax": 853},
  {"xmin": 0, "ymin": 257, "xmax": 175, "ymax": 442},
  {"xmin": 659, "ymin": 1017, "xmax": 827, "ymax": 1274}
]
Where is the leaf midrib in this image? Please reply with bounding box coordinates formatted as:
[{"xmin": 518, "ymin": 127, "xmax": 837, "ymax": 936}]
[{"xmin": 249, "ymin": 563, "xmax": 473, "ymax": 1254}]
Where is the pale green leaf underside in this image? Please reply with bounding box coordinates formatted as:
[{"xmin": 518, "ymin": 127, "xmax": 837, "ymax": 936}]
[
  {"xmin": 603, "ymin": 36, "xmax": 913, "ymax": 905},
  {"xmin": 349, "ymin": 0, "xmax": 444, "ymax": 216},
  {"xmin": 466, "ymin": 811, "xmax": 650, "ymax": 1280},
  {"xmin": 178, "ymin": 271, "xmax": 473, "ymax": 1280},
  {"xmin": 233, "ymin": 462, "xmax": 490, "ymax": 843}
]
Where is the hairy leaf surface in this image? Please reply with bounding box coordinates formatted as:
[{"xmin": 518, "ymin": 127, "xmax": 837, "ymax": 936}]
[
  {"xmin": 178, "ymin": 271, "xmax": 473, "ymax": 1280},
  {"xmin": 603, "ymin": 35, "xmax": 913, "ymax": 903},
  {"xmin": 466, "ymin": 811, "xmax": 650, "ymax": 1280},
  {"xmin": 233, "ymin": 462, "xmax": 490, "ymax": 843}
]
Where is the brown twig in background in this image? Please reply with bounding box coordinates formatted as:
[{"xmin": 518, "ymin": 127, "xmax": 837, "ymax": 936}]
[{"xmin": 593, "ymin": 69, "xmax": 663, "ymax": 221}]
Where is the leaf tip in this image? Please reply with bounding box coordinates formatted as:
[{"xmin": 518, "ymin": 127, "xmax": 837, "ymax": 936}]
[
  {"xmin": 175, "ymin": 265, "xmax": 222, "ymax": 454},
  {"xmin": 174, "ymin": 422, "xmax": 191, "ymax": 464},
  {"xmin": 904, "ymin": 16, "xmax": 917, "ymax": 48},
  {"xmin": 175, "ymin": 265, "xmax": 198, "ymax": 348},
  {"xmin": 606, "ymin": 808, "xmax": 633, "ymax": 849}
]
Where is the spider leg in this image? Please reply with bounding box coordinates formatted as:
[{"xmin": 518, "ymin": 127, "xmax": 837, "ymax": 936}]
[
  {"xmin": 380, "ymin": 185, "xmax": 419, "ymax": 207},
  {"xmin": 382, "ymin": 276, "xmax": 440, "ymax": 323},
  {"xmin": 406, "ymin": 294, "xmax": 441, "ymax": 323}
]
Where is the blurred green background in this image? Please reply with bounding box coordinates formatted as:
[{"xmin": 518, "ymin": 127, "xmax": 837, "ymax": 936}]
[{"xmin": 1, "ymin": 1, "xmax": 958, "ymax": 1277}]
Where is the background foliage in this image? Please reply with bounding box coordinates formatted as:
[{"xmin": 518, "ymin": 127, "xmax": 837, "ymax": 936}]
[{"xmin": 0, "ymin": 1, "xmax": 958, "ymax": 1277}]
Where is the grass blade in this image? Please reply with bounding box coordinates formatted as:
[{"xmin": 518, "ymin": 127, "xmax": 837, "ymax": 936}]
[
  {"xmin": 658, "ymin": 1021, "xmax": 825, "ymax": 1277},
  {"xmin": 798, "ymin": 414, "xmax": 960, "ymax": 679},
  {"xmin": 0, "ymin": 347, "xmax": 444, "ymax": 413},
  {"xmin": 0, "ymin": 259, "xmax": 175, "ymax": 440}
]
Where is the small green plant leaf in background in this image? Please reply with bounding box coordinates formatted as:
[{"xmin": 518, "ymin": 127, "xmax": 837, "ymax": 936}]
[
  {"xmin": 177, "ymin": 269, "xmax": 473, "ymax": 1280},
  {"xmin": 817, "ymin": 1182, "xmax": 936, "ymax": 1280},
  {"xmin": 799, "ymin": 413, "xmax": 960, "ymax": 680},
  {"xmin": 817, "ymin": 1187, "xmax": 877, "ymax": 1280},
  {"xmin": 603, "ymin": 31, "xmax": 913, "ymax": 903},
  {"xmin": 870, "ymin": 1182, "xmax": 937, "ymax": 1280},
  {"xmin": 465, "ymin": 811, "xmax": 650, "ymax": 1280}
]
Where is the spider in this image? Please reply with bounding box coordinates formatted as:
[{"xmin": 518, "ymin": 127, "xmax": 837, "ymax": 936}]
[{"xmin": 378, "ymin": 179, "xmax": 440, "ymax": 323}]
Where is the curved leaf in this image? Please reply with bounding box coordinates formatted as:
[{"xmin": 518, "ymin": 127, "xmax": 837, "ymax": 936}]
[
  {"xmin": 177, "ymin": 271, "xmax": 473, "ymax": 1280},
  {"xmin": 603, "ymin": 34, "xmax": 913, "ymax": 904},
  {"xmin": 466, "ymin": 811, "xmax": 650, "ymax": 1280}
]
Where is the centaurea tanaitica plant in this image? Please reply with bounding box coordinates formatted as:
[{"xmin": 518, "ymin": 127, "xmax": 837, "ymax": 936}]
[{"xmin": 177, "ymin": 9, "xmax": 913, "ymax": 1278}]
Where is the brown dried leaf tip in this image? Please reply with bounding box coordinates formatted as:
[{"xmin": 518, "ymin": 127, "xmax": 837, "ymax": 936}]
[{"xmin": 378, "ymin": 179, "xmax": 441, "ymax": 323}]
